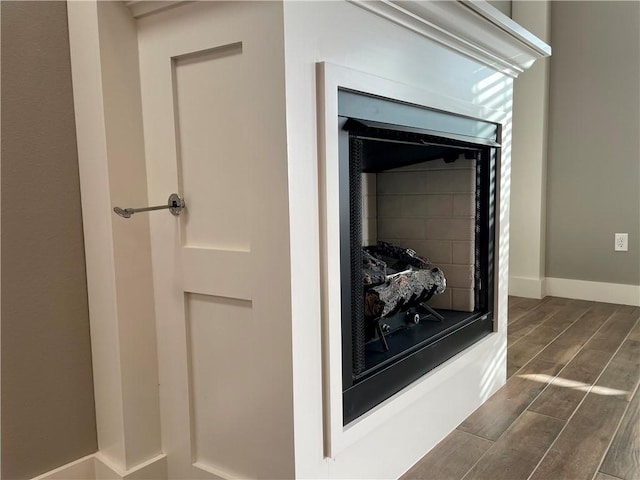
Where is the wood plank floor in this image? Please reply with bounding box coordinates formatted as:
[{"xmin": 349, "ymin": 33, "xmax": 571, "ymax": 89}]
[{"xmin": 402, "ymin": 296, "xmax": 640, "ymax": 480}]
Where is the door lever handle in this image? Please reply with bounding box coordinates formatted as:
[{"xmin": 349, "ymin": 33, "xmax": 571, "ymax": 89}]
[{"xmin": 113, "ymin": 193, "xmax": 185, "ymax": 218}]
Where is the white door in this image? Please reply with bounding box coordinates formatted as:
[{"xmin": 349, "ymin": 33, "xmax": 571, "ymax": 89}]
[{"xmin": 136, "ymin": 2, "xmax": 294, "ymax": 478}]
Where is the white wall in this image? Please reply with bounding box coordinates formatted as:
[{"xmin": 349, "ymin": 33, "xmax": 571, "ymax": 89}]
[
  {"xmin": 509, "ymin": 0, "xmax": 550, "ymax": 298},
  {"xmin": 67, "ymin": 0, "xmax": 163, "ymax": 474}
]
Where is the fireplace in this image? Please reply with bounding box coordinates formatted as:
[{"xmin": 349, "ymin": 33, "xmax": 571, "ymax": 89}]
[
  {"xmin": 339, "ymin": 90, "xmax": 498, "ymax": 424},
  {"xmin": 65, "ymin": 0, "xmax": 551, "ymax": 477}
]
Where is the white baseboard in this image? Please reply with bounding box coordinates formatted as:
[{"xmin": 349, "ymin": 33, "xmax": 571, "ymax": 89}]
[
  {"xmin": 545, "ymin": 277, "xmax": 640, "ymax": 306},
  {"xmin": 31, "ymin": 453, "xmax": 167, "ymax": 480},
  {"xmin": 508, "ymin": 276, "xmax": 546, "ymax": 299}
]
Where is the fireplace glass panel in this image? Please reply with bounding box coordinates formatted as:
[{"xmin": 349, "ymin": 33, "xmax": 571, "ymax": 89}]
[{"xmin": 338, "ymin": 91, "xmax": 498, "ymax": 424}]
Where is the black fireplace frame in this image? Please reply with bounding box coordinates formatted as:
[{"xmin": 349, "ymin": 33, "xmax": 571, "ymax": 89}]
[{"xmin": 338, "ymin": 89, "xmax": 499, "ymax": 424}]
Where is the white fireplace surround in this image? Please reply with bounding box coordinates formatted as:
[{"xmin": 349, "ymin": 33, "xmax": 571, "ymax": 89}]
[
  {"xmin": 60, "ymin": 1, "xmax": 550, "ymax": 479},
  {"xmin": 318, "ymin": 61, "xmax": 506, "ymax": 468}
]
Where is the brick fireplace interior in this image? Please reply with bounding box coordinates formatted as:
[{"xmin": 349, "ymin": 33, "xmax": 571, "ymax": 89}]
[{"xmin": 363, "ymin": 156, "xmax": 477, "ymax": 311}]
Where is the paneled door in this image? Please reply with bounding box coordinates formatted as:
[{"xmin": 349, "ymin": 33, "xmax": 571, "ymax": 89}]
[{"xmin": 136, "ymin": 2, "xmax": 293, "ymax": 478}]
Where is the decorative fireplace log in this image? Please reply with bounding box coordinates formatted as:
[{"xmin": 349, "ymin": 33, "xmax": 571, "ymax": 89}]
[{"xmin": 362, "ymin": 242, "xmax": 447, "ymax": 351}]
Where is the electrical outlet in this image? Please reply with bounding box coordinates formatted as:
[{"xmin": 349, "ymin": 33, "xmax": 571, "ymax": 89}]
[{"xmin": 615, "ymin": 233, "xmax": 628, "ymax": 251}]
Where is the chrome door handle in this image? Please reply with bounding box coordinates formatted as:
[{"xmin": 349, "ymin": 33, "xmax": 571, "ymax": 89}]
[{"xmin": 113, "ymin": 193, "xmax": 185, "ymax": 218}]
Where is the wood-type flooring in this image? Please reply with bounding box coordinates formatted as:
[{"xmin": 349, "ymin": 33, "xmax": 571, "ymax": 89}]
[{"xmin": 401, "ymin": 296, "xmax": 640, "ymax": 480}]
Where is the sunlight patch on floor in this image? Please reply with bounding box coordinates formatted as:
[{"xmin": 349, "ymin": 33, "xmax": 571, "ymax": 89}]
[{"xmin": 518, "ymin": 373, "xmax": 629, "ymax": 397}]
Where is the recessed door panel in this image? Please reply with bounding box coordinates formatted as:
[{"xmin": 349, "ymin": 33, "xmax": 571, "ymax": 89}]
[
  {"xmin": 187, "ymin": 294, "xmax": 256, "ymax": 478},
  {"xmin": 173, "ymin": 43, "xmax": 251, "ymax": 251}
]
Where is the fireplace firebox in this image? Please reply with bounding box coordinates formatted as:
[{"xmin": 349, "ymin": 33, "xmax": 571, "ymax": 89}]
[{"xmin": 339, "ymin": 90, "xmax": 498, "ymax": 424}]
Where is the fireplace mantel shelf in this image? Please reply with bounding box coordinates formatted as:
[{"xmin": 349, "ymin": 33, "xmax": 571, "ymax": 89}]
[{"xmin": 350, "ymin": 0, "xmax": 551, "ymax": 78}]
